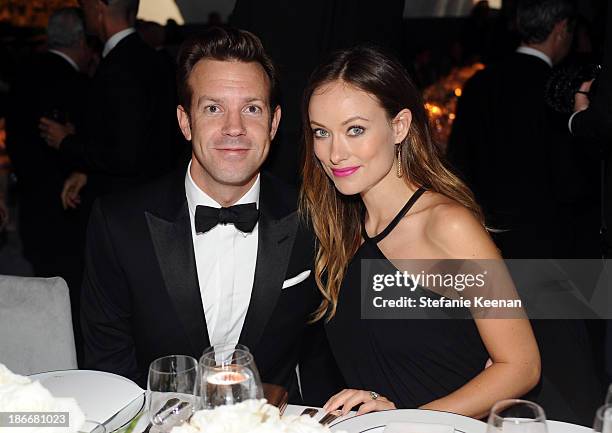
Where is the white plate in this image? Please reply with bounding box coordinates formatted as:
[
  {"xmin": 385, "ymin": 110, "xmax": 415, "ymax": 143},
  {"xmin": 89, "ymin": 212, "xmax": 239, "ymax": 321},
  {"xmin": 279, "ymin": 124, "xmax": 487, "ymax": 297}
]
[
  {"xmin": 546, "ymin": 420, "xmax": 593, "ymax": 433},
  {"xmin": 29, "ymin": 369, "xmax": 145, "ymax": 432},
  {"xmin": 330, "ymin": 409, "xmax": 487, "ymax": 433}
]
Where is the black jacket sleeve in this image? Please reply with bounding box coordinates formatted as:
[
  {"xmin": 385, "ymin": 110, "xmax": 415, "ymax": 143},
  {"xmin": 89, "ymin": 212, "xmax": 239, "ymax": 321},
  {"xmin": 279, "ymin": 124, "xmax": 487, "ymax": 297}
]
[{"xmin": 81, "ymin": 199, "xmax": 141, "ymax": 383}]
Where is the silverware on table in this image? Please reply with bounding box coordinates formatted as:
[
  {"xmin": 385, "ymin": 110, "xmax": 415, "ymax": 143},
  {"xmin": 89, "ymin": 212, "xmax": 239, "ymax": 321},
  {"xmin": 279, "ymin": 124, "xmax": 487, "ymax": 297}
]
[
  {"xmin": 300, "ymin": 408, "xmax": 319, "ymax": 417},
  {"xmin": 142, "ymin": 397, "xmax": 181, "ymax": 432},
  {"xmin": 319, "ymin": 410, "xmax": 342, "ymax": 426}
]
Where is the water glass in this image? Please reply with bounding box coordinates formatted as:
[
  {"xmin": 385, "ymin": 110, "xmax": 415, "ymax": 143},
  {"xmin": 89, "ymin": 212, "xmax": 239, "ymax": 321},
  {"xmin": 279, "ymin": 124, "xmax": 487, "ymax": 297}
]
[
  {"xmin": 147, "ymin": 355, "xmax": 199, "ymax": 431},
  {"xmin": 595, "ymin": 404, "xmax": 612, "ymax": 432},
  {"xmin": 487, "ymin": 399, "xmax": 548, "ymax": 433},
  {"xmin": 200, "ymin": 344, "xmax": 263, "ymax": 409}
]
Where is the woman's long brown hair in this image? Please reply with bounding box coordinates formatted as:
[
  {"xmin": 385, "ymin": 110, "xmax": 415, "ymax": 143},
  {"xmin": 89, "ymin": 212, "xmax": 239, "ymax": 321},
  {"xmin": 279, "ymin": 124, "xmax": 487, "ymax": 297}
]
[{"xmin": 300, "ymin": 45, "xmax": 482, "ymax": 322}]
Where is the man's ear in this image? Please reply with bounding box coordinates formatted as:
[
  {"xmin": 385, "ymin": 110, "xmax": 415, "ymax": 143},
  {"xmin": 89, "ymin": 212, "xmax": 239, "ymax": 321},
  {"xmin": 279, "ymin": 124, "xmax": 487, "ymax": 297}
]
[
  {"xmin": 269, "ymin": 105, "xmax": 282, "ymax": 141},
  {"xmin": 392, "ymin": 108, "xmax": 412, "ymax": 144},
  {"xmin": 554, "ymin": 18, "xmax": 568, "ymax": 40},
  {"xmin": 177, "ymin": 105, "xmax": 192, "ymax": 141}
]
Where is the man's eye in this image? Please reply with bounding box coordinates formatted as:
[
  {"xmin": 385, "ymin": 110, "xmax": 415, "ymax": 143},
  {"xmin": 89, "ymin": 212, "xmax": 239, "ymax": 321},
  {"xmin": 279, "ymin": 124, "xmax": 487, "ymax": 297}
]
[
  {"xmin": 205, "ymin": 105, "xmax": 221, "ymax": 113},
  {"xmin": 244, "ymin": 105, "xmax": 262, "ymax": 114},
  {"xmin": 347, "ymin": 126, "xmax": 365, "ymax": 136},
  {"xmin": 313, "ymin": 128, "xmax": 330, "ymax": 138}
]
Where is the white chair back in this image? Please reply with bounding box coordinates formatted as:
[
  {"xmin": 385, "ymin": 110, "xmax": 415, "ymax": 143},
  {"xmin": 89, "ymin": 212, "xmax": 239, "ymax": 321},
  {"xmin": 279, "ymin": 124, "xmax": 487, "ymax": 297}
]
[{"xmin": 0, "ymin": 275, "xmax": 77, "ymax": 375}]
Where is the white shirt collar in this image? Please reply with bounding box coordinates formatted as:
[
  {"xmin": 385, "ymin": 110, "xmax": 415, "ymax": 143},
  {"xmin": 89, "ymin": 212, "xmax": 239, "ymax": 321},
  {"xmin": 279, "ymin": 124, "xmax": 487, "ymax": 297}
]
[
  {"xmin": 516, "ymin": 46, "xmax": 553, "ymax": 68},
  {"xmin": 185, "ymin": 160, "xmax": 261, "ymax": 232},
  {"xmin": 48, "ymin": 49, "xmax": 79, "ymax": 72},
  {"xmin": 102, "ymin": 27, "xmax": 136, "ymax": 58}
]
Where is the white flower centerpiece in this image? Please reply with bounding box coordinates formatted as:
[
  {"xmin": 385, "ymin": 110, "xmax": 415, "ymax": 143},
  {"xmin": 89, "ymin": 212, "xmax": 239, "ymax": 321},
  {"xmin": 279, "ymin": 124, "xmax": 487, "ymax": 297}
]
[
  {"xmin": 170, "ymin": 399, "xmax": 346, "ymax": 433},
  {"xmin": 0, "ymin": 363, "xmax": 85, "ymax": 433}
]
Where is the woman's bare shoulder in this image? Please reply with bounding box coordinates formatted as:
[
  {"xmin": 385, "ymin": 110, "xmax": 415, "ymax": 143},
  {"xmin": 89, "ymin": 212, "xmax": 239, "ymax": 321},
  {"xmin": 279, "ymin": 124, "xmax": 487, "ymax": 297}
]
[{"xmin": 416, "ymin": 192, "xmax": 500, "ymax": 259}]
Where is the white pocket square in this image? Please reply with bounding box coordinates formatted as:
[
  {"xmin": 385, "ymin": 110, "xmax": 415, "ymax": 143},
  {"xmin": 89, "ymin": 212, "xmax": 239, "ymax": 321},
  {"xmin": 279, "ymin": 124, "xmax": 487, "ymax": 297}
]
[{"xmin": 282, "ymin": 270, "xmax": 312, "ymax": 289}]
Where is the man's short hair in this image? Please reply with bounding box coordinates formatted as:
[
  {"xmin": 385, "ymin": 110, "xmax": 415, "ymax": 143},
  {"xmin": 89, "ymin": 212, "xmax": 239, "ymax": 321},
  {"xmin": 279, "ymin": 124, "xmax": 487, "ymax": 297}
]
[
  {"xmin": 176, "ymin": 26, "xmax": 279, "ymax": 114},
  {"xmin": 517, "ymin": 0, "xmax": 575, "ymax": 44},
  {"xmin": 101, "ymin": 0, "xmax": 140, "ymax": 23},
  {"xmin": 47, "ymin": 7, "xmax": 85, "ymax": 50}
]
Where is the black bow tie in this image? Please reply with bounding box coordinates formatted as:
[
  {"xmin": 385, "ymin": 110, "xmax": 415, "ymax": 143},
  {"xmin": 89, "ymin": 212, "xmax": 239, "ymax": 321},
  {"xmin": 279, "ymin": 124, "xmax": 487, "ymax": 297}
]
[{"xmin": 195, "ymin": 203, "xmax": 259, "ymax": 234}]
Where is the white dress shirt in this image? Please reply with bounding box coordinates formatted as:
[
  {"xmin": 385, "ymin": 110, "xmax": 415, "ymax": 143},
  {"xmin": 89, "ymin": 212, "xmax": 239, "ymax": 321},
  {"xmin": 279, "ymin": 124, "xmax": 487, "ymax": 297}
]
[
  {"xmin": 185, "ymin": 161, "xmax": 259, "ymax": 348},
  {"xmin": 102, "ymin": 27, "xmax": 136, "ymax": 58},
  {"xmin": 516, "ymin": 46, "xmax": 553, "ymax": 68},
  {"xmin": 48, "ymin": 49, "xmax": 79, "ymax": 72}
]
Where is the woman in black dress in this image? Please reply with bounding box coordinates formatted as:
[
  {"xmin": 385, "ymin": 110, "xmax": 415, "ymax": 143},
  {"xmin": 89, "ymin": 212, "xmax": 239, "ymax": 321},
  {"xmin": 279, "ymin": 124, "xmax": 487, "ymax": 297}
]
[{"xmin": 300, "ymin": 45, "xmax": 541, "ymax": 419}]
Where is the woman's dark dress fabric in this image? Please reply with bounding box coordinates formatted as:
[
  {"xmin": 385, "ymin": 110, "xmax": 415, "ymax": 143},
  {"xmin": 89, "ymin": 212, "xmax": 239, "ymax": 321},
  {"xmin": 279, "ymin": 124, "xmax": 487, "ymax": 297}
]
[{"xmin": 325, "ymin": 188, "xmax": 489, "ymax": 408}]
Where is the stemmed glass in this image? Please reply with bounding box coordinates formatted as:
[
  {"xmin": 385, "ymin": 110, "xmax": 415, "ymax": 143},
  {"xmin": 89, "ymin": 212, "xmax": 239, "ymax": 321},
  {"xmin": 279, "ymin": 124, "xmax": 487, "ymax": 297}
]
[
  {"xmin": 603, "ymin": 406, "xmax": 612, "ymax": 433},
  {"xmin": 487, "ymin": 399, "xmax": 548, "ymax": 433},
  {"xmin": 199, "ymin": 344, "xmax": 263, "ymax": 409},
  {"xmin": 147, "ymin": 355, "xmax": 199, "ymax": 431},
  {"xmin": 595, "ymin": 404, "xmax": 612, "ymax": 432}
]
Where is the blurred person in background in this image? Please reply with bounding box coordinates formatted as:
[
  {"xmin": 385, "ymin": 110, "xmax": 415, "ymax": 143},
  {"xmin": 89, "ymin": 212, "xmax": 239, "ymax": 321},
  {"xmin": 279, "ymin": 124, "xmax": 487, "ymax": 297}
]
[
  {"xmin": 448, "ymin": 0, "xmax": 603, "ymax": 423},
  {"xmin": 39, "ymin": 0, "xmax": 182, "ymax": 204},
  {"xmin": 5, "ymin": 7, "xmax": 92, "ymax": 363},
  {"xmin": 570, "ymin": 0, "xmax": 612, "ymax": 385}
]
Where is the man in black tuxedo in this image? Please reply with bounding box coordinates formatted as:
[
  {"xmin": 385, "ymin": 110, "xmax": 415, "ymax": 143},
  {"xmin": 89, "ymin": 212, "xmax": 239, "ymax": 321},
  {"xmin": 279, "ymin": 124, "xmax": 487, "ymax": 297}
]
[
  {"xmin": 40, "ymin": 0, "xmax": 181, "ymax": 201},
  {"xmin": 6, "ymin": 7, "xmax": 91, "ymax": 357},
  {"xmin": 448, "ymin": 0, "xmax": 603, "ymax": 424},
  {"xmin": 81, "ymin": 27, "xmax": 340, "ymax": 405}
]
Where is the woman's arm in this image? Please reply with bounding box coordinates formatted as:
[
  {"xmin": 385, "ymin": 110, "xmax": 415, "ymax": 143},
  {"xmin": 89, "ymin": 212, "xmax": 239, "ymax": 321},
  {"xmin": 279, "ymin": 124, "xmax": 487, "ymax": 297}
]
[{"xmin": 420, "ymin": 203, "xmax": 541, "ymax": 419}]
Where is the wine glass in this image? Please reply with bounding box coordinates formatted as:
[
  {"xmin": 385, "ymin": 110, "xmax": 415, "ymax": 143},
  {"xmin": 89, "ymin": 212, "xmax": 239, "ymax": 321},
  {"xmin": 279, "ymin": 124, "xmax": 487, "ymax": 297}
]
[
  {"xmin": 595, "ymin": 404, "xmax": 612, "ymax": 432},
  {"xmin": 603, "ymin": 406, "xmax": 612, "ymax": 433},
  {"xmin": 487, "ymin": 399, "xmax": 548, "ymax": 433},
  {"xmin": 147, "ymin": 355, "xmax": 199, "ymax": 432},
  {"xmin": 200, "ymin": 344, "xmax": 263, "ymax": 409}
]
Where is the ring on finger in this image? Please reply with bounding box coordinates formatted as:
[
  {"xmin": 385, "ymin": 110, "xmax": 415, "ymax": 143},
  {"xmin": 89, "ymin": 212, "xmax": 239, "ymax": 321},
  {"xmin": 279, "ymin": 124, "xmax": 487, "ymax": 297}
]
[{"xmin": 370, "ymin": 391, "xmax": 379, "ymax": 400}]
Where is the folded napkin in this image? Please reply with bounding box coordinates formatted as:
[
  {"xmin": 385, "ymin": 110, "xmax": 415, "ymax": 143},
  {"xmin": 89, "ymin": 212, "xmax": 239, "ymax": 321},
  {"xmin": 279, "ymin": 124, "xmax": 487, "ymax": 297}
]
[{"xmin": 384, "ymin": 422, "xmax": 455, "ymax": 433}]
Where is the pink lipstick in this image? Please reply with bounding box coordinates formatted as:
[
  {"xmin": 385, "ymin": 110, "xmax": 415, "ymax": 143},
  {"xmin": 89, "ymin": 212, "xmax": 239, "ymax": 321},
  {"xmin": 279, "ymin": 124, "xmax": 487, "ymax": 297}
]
[{"xmin": 331, "ymin": 166, "xmax": 360, "ymax": 177}]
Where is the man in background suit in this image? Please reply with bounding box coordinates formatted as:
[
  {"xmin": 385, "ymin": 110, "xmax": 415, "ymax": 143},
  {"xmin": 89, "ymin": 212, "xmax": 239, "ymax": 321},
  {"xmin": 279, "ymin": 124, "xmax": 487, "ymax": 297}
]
[
  {"xmin": 448, "ymin": 0, "xmax": 603, "ymax": 424},
  {"xmin": 448, "ymin": 0, "xmax": 577, "ymax": 258},
  {"xmin": 6, "ymin": 7, "xmax": 91, "ymax": 359},
  {"xmin": 80, "ymin": 27, "xmax": 340, "ymax": 405},
  {"xmin": 40, "ymin": 0, "xmax": 181, "ymax": 202},
  {"xmin": 571, "ymin": 1, "xmax": 612, "ymax": 385}
]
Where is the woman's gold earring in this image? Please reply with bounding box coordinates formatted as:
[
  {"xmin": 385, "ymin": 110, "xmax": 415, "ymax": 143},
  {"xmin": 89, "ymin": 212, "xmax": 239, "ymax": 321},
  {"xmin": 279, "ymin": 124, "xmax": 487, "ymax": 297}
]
[{"xmin": 396, "ymin": 145, "xmax": 403, "ymax": 178}]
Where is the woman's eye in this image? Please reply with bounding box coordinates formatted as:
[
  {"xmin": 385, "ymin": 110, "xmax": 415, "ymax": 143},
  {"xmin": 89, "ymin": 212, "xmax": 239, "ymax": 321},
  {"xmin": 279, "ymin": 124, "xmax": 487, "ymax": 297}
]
[
  {"xmin": 347, "ymin": 126, "xmax": 365, "ymax": 136},
  {"xmin": 244, "ymin": 105, "xmax": 262, "ymax": 114},
  {"xmin": 313, "ymin": 128, "xmax": 330, "ymax": 138}
]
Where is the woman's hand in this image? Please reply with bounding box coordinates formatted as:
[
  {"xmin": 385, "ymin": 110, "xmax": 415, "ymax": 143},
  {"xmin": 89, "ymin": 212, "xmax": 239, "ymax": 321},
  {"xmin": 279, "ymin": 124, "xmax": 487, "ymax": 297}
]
[
  {"xmin": 39, "ymin": 117, "xmax": 75, "ymax": 149},
  {"xmin": 323, "ymin": 389, "xmax": 396, "ymax": 416},
  {"xmin": 574, "ymin": 79, "xmax": 594, "ymax": 112},
  {"xmin": 61, "ymin": 172, "xmax": 87, "ymax": 209}
]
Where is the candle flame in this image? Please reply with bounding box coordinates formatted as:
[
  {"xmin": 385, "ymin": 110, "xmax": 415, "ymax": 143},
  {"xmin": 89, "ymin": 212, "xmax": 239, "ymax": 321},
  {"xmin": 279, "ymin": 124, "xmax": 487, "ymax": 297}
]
[{"xmin": 207, "ymin": 371, "xmax": 248, "ymax": 385}]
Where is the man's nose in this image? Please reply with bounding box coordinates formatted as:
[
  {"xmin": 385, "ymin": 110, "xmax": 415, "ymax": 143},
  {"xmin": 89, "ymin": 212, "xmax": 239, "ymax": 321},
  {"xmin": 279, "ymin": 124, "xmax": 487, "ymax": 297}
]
[{"xmin": 221, "ymin": 110, "xmax": 246, "ymax": 136}]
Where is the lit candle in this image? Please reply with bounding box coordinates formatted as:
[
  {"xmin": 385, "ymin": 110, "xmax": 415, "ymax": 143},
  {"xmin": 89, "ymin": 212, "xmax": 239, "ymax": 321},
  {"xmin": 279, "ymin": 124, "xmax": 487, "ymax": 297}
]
[{"xmin": 207, "ymin": 370, "xmax": 248, "ymax": 385}]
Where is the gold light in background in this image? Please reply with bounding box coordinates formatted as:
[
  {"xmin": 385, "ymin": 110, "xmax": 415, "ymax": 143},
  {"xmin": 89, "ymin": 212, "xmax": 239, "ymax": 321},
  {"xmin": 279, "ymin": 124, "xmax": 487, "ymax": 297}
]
[
  {"xmin": 423, "ymin": 62, "xmax": 485, "ymax": 149},
  {"xmin": 0, "ymin": 0, "xmax": 78, "ymax": 27}
]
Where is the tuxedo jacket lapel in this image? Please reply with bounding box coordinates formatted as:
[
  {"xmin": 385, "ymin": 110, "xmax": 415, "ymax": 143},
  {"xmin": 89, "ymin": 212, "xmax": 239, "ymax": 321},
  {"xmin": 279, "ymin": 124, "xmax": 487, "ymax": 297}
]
[
  {"xmin": 145, "ymin": 173, "xmax": 210, "ymax": 355},
  {"xmin": 239, "ymin": 174, "xmax": 299, "ymax": 350}
]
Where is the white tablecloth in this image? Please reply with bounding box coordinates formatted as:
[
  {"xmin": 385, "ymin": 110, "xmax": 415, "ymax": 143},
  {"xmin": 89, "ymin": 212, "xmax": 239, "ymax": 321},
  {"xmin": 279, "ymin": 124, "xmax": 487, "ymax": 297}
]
[{"xmin": 132, "ymin": 405, "xmax": 593, "ymax": 433}]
